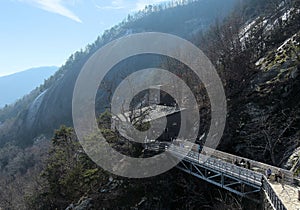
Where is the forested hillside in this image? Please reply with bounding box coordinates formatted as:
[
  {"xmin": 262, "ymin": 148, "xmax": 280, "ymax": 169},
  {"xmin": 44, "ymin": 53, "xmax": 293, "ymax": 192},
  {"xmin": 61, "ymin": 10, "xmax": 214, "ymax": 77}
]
[{"xmin": 0, "ymin": 0, "xmax": 237, "ymax": 147}]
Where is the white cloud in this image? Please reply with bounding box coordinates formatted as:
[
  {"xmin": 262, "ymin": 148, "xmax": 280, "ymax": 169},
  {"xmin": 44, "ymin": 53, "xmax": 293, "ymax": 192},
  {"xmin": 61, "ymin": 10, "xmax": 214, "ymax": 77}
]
[
  {"xmin": 95, "ymin": 5, "xmax": 124, "ymax": 10},
  {"xmin": 19, "ymin": 0, "xmax": 82, "ymax": 23},
  {"xmin": 135, "ymin": 0, "xmax": 167, "ymax": 11},
  {"xmin": 111, "ymin": 0, "xmax": 126, "ymax": 8},
  {"xmin": 94, "ymin": 0, "xmax": 126, "ymax": 10},
  {"xmin": 95, "ymin": 0, "xmax": 167, "ymax": 11}
]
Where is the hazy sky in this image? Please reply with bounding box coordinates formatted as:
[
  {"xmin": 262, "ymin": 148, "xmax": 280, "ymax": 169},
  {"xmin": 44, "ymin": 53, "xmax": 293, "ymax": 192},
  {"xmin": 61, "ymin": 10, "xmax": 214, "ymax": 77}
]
[{"xmin": 0, "ymin": 0, "xmax": 167, "ymax": 76}]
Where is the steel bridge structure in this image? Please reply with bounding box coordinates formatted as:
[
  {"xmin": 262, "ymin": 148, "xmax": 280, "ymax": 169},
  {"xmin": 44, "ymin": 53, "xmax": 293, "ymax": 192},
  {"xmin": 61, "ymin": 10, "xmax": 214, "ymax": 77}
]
[{"xmin": 162, "ymin": 143, "xmax": 295, "ymax": 210}]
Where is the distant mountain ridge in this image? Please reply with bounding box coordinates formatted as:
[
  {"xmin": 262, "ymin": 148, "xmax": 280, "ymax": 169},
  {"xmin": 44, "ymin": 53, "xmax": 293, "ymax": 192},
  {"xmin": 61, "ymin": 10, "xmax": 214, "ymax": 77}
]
[{"xmin": 0, "ymin": 66, "xmax": 58, "ymax": 108}]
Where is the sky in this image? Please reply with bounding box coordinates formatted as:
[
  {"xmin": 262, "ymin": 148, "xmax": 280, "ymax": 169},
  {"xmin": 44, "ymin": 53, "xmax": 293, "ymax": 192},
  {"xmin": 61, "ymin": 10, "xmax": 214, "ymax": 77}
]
[{"xmin": 0, "ymin": 0, "xmax": 167, "ymax": 76}]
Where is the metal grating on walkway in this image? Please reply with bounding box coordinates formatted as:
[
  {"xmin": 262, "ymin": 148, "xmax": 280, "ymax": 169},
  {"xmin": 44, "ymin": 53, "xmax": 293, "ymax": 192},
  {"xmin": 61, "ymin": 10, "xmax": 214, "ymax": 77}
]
[
  {"xmin": 163, "ymin": 143, "xmax": 298, "ymax": 209},
  {"xmin": 168, "ymin": 145, "xmax": 262, "ymax": 199}
]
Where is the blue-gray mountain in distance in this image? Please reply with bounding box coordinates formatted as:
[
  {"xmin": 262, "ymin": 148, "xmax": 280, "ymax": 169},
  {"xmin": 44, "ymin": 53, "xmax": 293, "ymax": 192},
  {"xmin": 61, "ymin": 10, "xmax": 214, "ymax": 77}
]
[{"xmin": 0, "ymin": 66, "xmax": 58, "ymax": 108}]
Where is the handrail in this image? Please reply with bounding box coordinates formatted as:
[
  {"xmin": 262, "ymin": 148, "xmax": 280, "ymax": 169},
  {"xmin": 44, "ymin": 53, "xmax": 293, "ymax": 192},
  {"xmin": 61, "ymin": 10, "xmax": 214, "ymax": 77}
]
[
  {"xmin": 170, "ymin": 140, "xmax": 293, "ymax": 183},
  {"xmin": 201, "ymin": 146, "xmax": 294, "ymax": 183},
  {"xmin": 168, "ymin": 145, "xmax": 262, "ymax": 186},
  {"xmin": 262, "ymin": 176, "xmax": 287, "ymax": 210},
  {"xmin": 168, "ymin": 145, "xmax": 289, "ymax": 210}
]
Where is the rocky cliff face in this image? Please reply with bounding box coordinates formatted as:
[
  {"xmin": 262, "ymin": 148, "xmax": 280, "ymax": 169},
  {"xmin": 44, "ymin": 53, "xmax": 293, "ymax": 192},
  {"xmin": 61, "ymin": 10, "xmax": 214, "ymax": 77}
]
[{"xmin": 220, "ymin": 2, "xmax": 300, "ymax": 167}]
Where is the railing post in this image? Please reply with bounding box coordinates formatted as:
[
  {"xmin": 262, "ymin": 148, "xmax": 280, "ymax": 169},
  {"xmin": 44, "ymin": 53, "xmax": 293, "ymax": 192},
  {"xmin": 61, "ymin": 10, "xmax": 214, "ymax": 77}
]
[{"xmin": 221, "ymin": 172, "xmax": 224, "ymax": 187}]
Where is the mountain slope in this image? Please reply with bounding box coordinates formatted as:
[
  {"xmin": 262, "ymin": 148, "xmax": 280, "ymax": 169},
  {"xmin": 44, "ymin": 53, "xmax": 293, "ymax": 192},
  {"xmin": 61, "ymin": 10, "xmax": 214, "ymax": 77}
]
[
  {"xmin": 209, "ymin": 0, "xmax": 300, "ymax": 166},
  {"xmin": 0, "ymin": 0, "xmax": 237, "ymax": 146},
  {"xmin": 0, "ymin": 66, "xmax": 58, "ymax": 108}
]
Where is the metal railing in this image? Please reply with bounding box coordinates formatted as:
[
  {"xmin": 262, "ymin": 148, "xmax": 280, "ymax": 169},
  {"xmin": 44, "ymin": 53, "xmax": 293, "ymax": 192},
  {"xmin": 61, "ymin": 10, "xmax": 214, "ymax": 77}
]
[
  {"xmin": 168, "ymin": 145, "xmax": 262, "ymax": 187},
  {"xmin": 207, "ymin": 147, "xmax": 294, "ymax": 184},
  {"xmin": 169, "ymin": 140, "xmax": 294, "ymax": 184},
  {"xmin": 168, "ymin": 144, "xmax": 290, "ymax": 210},
  {"xmin": 262, "ymin": 176, "xmax": 287, "ymax": 210}
]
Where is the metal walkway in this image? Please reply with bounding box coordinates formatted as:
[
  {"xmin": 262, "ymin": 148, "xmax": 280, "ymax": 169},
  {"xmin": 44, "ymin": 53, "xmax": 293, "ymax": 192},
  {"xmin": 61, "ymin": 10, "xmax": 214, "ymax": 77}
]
[
  {"xmin": 168, "ymin": 145, "xmax": 262, "ymax": 198},
  {"xmin": 157, "ymin": 141, "xmax": 299, "ymax": 210}
]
